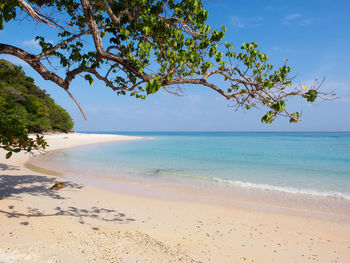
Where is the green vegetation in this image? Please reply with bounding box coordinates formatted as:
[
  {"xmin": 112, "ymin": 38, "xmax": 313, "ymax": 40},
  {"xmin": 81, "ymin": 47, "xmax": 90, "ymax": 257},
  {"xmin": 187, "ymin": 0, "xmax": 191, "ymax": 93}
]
[
  {"xmin": 0, "ymin": 0, "xmax": 330, "ymax": 124},
  {"xmin": 0, "ymin": 59, "xmax": 73, "ymax": 158}
]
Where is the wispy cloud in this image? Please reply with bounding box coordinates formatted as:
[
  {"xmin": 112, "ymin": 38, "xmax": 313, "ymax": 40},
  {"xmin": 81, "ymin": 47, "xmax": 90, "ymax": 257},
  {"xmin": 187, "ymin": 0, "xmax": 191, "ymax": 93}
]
[
  {"xmin": 283, "ymin": 13, "xmax": 312, "ymax": 26},
  {"xmin": 22, "ymin": 39, "xmax": 41, "ymax": 49},
  {"xmin": 230, "ymin": 16, "xmax": 244, "ymax": 28},
  {"xmin": 300, "ymin": 18, "xmax": 313, "ymax": 26},
  {"xmin": 285, "ymin": 13, "xmax": 301, "ymax": 21},
  {"xmin": 230, "ymin": 16, "xmax": 264, "ymax": 28}
]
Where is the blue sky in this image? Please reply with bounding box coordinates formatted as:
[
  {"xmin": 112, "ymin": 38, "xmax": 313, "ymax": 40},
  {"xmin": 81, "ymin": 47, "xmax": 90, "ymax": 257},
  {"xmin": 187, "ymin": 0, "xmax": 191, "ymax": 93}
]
[{"xmin": 1, "ymin": 0, "xmax": 349, "ymax": 131}]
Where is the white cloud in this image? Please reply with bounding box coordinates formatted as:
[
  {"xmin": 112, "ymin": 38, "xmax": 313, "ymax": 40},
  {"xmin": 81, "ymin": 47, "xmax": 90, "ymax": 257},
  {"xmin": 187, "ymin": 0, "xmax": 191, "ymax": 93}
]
[
  {"xmin": 284, "ymin": 13, "xmax": 311, "ymax": 26},
  {"xmin": 300, "ymin": 18, "xmax": 313, "ymax": 26},
  {"xmin": 230, "ymin": 16, "xmax": 244, "ymax": 28},
  {"xmin": 230, "ymin": 16, "xmax": 265, "ymax": 28},
  {"xmin": 22, "ymin": 39, "xmax": 41, "ymax": 49},
  {"xmin": 285, "ymin": 13, "xmax": 301, "ymax": 20}
]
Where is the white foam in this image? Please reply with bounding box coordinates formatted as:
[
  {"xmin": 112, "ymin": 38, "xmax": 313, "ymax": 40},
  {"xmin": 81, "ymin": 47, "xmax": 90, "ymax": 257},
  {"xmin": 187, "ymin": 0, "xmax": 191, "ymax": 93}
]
[{"xmin": 212, "ymin": 177, "xmax": 350, "ymax": 200}]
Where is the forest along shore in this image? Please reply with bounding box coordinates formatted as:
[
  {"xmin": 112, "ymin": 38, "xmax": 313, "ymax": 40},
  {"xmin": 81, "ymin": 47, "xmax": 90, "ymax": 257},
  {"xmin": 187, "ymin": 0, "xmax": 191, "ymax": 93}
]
[{"xmin": 0, "ymin": 133, "xmax": 349, "ymax": 263}]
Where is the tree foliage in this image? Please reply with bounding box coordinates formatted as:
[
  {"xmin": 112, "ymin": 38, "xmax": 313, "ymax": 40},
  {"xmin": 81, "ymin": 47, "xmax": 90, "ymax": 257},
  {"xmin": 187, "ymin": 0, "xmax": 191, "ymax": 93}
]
[
  {"xmin": 0, "ymin": 59, "xmax": 73, "ymax": 157},
  {"xmin": 0, "ymin": 0, "xmax": 334, "ymax": 156}
]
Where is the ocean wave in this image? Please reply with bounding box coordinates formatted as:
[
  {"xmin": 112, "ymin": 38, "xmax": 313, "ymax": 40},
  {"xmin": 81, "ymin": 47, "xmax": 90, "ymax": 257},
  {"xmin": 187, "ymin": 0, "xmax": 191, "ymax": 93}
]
[
  {"xmin": 212, "ymin": 177, "xmax": 350, "ymax": 200},
  {"xmin": 142, "ymin": 168, "xmax": 350, "ymax": 200}
]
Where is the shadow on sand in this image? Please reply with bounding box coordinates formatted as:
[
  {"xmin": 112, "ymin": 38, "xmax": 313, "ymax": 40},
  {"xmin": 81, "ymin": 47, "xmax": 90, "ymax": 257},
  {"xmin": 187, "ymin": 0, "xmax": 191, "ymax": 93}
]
[
  {"xmin": 0, "ymin": 205, "xmax": 136, "ymax": 225},
  {"xmin": 0, "ymin": 163, "xmax": 20, "ymax": 171},
  {"xmin": 0, "ymin": 173, "xmax": 83, "ymax": 200},
  {"xmin": 0, "ymin": 170, "xmax": 136, "ymax": 225}
]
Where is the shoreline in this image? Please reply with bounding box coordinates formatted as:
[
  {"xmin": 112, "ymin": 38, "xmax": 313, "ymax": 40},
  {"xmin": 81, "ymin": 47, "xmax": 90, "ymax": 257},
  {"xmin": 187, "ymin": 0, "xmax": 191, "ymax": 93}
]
[
  {"xmin": 0, "ymin": 132, "xmax": 144, "ymax": 167},
  {"xmin": 61, "ymin": 171, "xmax": 350, "ymax": 224},
  {"xmin": 29, "ymin": 142, "xmax": 350, "ymax": 224},
  {"xmin": 1, "ymin": 133, "xmax": 350, "ymax": 262}
]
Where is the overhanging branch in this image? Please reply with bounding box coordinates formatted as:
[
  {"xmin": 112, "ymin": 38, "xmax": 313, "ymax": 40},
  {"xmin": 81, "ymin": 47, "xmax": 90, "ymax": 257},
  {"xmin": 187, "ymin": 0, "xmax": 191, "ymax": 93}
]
[
  {"xmin": 0, "ymin": 43, "xmax": 87, "ymax": 120},
  {"xmin": 17, "ymin": 0, "xmax": 55, "ymax": 28}
]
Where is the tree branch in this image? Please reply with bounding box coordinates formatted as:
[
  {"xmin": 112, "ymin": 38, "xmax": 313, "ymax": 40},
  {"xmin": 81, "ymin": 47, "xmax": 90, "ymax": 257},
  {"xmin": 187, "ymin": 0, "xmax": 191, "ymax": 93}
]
[
  {"xmin": 17, "ymin": 0, "xmax": 55, "ymax": 28},
  {"xmin": 0, "ymin": 43, "xmax": 87, "ymax": 120},
  {"xmin": 65, "ymin": 89, "xmax": 87, "ymax": 120},
  {"xmin": 37, "ymin": 30, "xmax": 90, "ymax": 59},
  {"xmin": 80, "ymin": 0, "xmax": 151, "ymax": 82},
  {"xmin": 0, "ymin": 43, "xmax": 65, "ymax": 87}
]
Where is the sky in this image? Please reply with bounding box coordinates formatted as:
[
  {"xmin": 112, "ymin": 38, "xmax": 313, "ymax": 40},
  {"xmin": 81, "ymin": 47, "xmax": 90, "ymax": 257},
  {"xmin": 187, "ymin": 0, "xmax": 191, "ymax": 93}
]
[{"xmin": 1, "ymin": 0, "xmax": 349, "ymax": 132}]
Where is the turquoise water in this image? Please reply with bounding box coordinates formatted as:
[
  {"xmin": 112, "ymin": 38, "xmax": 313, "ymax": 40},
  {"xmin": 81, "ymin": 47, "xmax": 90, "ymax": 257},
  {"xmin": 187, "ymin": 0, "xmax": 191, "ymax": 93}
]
[{"xmin": 41, "ymin": 132, "xmax": 350, "ymax": 200}]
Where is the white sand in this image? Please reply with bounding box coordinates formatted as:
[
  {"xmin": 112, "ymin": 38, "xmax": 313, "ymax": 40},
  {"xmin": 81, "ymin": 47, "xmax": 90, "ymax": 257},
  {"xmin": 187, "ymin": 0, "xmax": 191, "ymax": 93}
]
[
  {"xmin": 1, "ymin": 132, "xmax": 143, "ymax": 166},
  {"xmin": 0, "ymin": 133, "xmax": 349, "ymax": 263}
]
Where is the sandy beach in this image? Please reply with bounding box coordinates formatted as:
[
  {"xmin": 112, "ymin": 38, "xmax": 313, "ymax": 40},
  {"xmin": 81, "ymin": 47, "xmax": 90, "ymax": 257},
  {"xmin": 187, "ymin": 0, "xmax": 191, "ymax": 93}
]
[{"xmin": 0, "ymin": 133, "xmax": 349, "ymax": 263}]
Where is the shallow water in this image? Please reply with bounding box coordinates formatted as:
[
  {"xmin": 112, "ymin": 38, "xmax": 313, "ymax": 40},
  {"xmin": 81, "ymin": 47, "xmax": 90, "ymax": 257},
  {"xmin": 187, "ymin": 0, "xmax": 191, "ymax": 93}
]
[{"xmin": 35, "ymin": 132, "xmax": 350, "ymax": 201}]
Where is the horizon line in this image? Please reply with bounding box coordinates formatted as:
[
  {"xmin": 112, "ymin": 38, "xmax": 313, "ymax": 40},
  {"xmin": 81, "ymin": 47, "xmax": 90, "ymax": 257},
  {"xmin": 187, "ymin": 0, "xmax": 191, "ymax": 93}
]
[{"xmin": 76, "ymin": 130, "xmax": 350, "ymax": 133}]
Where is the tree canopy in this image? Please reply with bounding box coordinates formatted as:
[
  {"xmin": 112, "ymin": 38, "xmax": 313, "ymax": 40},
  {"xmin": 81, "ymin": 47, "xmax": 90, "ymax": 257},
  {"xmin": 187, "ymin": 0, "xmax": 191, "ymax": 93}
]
[
  {"xmin": 0, "ymin": 0, "xmax": 334, "ymax": 156},
  {"xmin": 0, "ymin": 59, "xmax": 73, "ymax": 158}
]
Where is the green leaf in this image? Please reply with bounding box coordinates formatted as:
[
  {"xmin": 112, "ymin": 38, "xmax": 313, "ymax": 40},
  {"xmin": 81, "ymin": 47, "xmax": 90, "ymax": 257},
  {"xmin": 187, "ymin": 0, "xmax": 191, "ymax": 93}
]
[
  {"xmin": 120, "ymin": 28, "xmax": 130, "ymax": 38},
  {"xmin": 142, "ymin": 26, "xmax": 150, "ymax": 35},
  {"xmin": 261, "ymin": 111, "xmax": 275, "ymax": 124},
  {"xmin": 84, "ymin": 74, "xmax": 94, "ymax": 86},
  {"xmin": 5, "ymin": 151, "xmax": 12, "ymax": 159},
  {"xmin": 289, "ymin": 112, "xmax": 300, "ymax": 123},
  {"xmin": 3, "ymin": 145, "xmax": 12, "ymax": 151},
  {"xmin": 145, "ymin": 79, "xmax": 161, "ymax": 95},
  {"xmin": 303, "ymin": 90, "xmax": 318, "ymax": 102},
  {"xmin": 13, "ymin": 148, "xmax": 21, "ymax": 153},
  {"xmin": 270, "ymin": 100, "xmax": 286, "ymax": 112}
]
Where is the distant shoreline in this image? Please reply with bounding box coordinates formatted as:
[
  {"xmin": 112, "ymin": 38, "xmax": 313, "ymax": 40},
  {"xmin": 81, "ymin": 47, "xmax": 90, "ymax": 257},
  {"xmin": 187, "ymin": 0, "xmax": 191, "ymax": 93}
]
[{"xmin": 0, "ymin": 132, "xmax": 143, "ymax": 167}]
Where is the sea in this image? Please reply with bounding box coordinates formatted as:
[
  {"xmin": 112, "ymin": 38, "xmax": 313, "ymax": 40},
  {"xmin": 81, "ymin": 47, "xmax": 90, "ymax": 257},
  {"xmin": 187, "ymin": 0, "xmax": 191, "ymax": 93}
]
[{"xmin": 32, "ymin": 132, "xmax": 350, "ymax": 216}]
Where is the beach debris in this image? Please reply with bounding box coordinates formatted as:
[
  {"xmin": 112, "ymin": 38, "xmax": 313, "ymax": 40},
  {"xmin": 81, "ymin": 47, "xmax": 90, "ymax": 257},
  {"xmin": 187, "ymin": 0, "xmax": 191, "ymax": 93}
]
[{"xmin": 49, "ymin": 182, "xmax": 64, "ymax": 191}]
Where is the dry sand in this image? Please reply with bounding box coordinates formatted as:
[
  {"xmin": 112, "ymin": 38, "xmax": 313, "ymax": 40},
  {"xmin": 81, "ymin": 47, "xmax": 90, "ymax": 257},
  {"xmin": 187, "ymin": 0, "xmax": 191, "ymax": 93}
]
[{"xmin": 0, "ymin": 133, "xmax": 349, "ymax": 263}]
